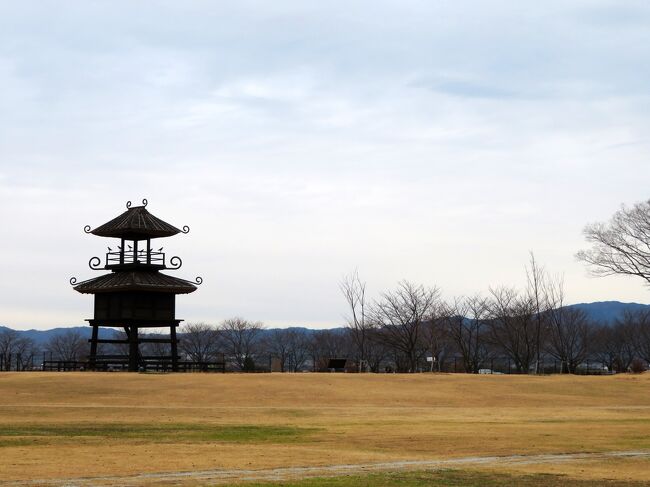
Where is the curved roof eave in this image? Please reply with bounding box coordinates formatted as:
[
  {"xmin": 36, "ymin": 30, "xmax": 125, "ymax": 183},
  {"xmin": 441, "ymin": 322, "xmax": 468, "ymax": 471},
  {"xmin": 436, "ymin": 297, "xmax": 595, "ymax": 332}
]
[
  {"xmin": 73, "ymin": 271, "xmax": 197, "ymax": 294},
  {"xmin": 90, "ymin": 206, "xmax": 182, "ymax": 240}
]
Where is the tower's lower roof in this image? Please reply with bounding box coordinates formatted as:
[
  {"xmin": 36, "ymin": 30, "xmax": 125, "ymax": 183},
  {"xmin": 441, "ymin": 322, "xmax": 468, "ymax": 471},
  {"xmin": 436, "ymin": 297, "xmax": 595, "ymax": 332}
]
[{"xmin": 73, "ymin": 271, "xmax": 197, "ymax": 294}]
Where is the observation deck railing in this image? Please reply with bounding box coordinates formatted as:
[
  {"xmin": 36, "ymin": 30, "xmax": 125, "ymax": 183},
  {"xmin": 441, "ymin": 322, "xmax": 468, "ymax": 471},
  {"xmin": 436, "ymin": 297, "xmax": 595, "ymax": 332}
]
[{"xmin": 105, "ymin": 250, "xmax": 165, "ymax": 266}]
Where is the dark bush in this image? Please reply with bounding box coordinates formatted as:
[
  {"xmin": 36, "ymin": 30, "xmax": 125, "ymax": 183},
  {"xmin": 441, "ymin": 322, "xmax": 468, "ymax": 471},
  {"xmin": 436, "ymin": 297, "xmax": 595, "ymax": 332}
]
[{"xmin": 629, "ymin": 359, "xmax": 647, "ymax": 374}]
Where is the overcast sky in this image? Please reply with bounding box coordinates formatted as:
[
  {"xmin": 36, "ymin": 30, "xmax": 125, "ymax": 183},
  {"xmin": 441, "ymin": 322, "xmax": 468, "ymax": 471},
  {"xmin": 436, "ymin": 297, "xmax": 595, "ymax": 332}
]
[{"xmin": 1, "ymin": 1, "xmax": 649, "ymax": 330}]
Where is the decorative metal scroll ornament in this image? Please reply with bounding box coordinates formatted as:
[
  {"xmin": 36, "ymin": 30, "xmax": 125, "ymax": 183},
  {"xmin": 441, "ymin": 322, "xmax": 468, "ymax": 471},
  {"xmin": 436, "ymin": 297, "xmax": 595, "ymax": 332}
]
[
  {"xmin": 126, "ymin": 198, "xmax": 148, "ymax": 209},
  {"xmin": 193, "ymin": 277, "xmax": 203, "ymax": 285},
  {"xmin": 88, "ymin": 257, "xmax": 102, "ymax": 270},
  {"xmin": 168, "ymin": 256, "xmax": 183, "ymax": 270},
  {"xmin": 69, "ymin": 277, "xmax": 78, "ymax": 285},
  {"xmin": 181, "ymin": 225, "xmax": 190, "ymax": 234},
  {"xmin": 83, "ymin": 225, "xmax": 92, "ymax": 234}
]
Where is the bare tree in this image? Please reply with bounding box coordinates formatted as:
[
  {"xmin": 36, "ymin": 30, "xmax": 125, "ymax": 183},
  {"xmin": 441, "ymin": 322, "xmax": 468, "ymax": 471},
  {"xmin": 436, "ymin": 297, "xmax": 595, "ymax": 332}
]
[
  {"xmin": 264, "ymin": 328, "xmax": 310, "ymax": 372},
  {"xmin": 0, "ymin": 329, "xmax": 36, "ymax": 370},
  {"xmin": 590, "ymin": 313, "xmax": 638, "ymax": 372},
  {"xmin": 285, "ymin": 329, "xmax": 310, "ymax": 372},
  {"xmin": 634, "ymin": 309, "xmax": 650, "ymax": 364},
  {"xmin": 108, "ymin": 330, "xmax": 129, "ymax": 356},
  {"xmin": 218, "ymin": 317, "xmax": 264, "ymax": 371},
  {"xmin": 264, "ymin": 329, "xmax": 292, "ymax": 372},
  {"xmin": 340, "ymin": 270, "xmax": 373, "ymax": 372},
  {"xmin": 543, "ymin": 278, "xmax": 590, "ymax": 373},
  {"xmin": 180, "ymin": 322, "xmax": 220, "ymax": 362},
  {"xmin": 487, "ymin": 287, "xmax": 537, "ymax": 373},
  {"xmin": 590, "ymin": 324, "xmax": 614, "ymax": 372},
  {"xmin": 142, "ymin": 332, "xmax": 173, "ymax": 358},
  {"xmin": 611, "ymin": 316, "xmax": 639, "ymax": 372},
  {"xmin": 307, "ymin": 329, "xmax": 350, "ymax": 371},
  {"xmin": 598, "ymin": 310, "xmax": 649, "ymax": 371},
  {"xmin": 444, "ymin": 295, "xmax": 490, "ymax": 373},
  {"xmin": 421, "ymin": 314, "xmax": 449, "ymax": 372},
  {"xmin": 577, "ymin": 199, "xmax": 650, "ymax": 286},
  {"xmin": 46, "ymin": 330, "xmax": 87, "ymax": 362},
  {"xmin": 364, "ymin": 328, "xmax": 392, "ymax": 372},
  {"xmin": 370, "ymin": 281, "xmax": 441, "ymax": 372},
  {"xmin": 526, "ymin": 252, "xmax": 549, "ymax": 374}
]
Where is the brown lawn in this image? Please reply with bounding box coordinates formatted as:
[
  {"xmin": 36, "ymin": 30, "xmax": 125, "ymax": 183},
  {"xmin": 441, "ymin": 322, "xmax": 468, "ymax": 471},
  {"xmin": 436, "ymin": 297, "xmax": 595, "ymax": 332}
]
[{"xmin": 0, "ymin": 372, "xmax": 648, "ymax": 484}]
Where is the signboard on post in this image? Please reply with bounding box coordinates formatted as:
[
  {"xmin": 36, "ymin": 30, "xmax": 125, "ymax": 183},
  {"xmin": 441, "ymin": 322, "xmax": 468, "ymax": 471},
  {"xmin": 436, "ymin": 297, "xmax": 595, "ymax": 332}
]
[{"xmin": 426, "ymin": 356, "xmax": 436, "ymax": 372}]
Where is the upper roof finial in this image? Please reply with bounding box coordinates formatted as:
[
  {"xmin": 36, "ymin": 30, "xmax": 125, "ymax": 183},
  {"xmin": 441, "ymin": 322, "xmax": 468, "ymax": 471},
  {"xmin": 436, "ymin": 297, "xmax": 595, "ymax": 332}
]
[{"xmin": 126, "ymin": 198, "xmax": 148, "ymax": 210}]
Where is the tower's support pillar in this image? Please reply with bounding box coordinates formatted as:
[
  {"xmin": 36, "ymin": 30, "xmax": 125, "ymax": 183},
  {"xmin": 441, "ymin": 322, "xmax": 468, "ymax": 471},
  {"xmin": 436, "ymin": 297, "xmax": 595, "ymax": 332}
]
[
  {"xmin": 170, "ymin": 325, "xmax": 178, "ymax": 372},
  {"xmin": 89, "ymin": 325, "xmax": 98, "ymax": 370},
  {"xmin": 128, "ymin": 326, "xmax": 139, "ymax": 372}
]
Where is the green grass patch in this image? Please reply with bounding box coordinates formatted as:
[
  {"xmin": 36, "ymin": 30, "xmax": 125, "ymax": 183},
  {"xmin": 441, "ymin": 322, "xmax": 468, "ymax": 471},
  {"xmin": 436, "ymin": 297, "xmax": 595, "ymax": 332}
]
[
  {"xmin": 0, "ymin": 438, "xmax": 40, "ymax": 448},
  {"xmin": 0, "ymin": 423, "xmax": 315, "ymax": 446},
  {"xmin": 239, "ymin": 470, "xmax": 649, "ymax": 487}
]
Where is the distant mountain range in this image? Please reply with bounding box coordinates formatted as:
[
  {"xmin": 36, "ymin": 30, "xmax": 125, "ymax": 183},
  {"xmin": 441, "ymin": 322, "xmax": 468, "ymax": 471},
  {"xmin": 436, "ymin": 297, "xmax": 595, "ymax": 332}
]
[
  {"xmin": 0, "ymin": 324, "xmax": 321, "ymax": 349},
  {"xmin": 0, "ymin": 326, "xmax": 115, "ymax": 348},
  {"xmin": 1, "ymin": 301, "xmax": 649, "ymax": 348},
  {"xmin": 566, "ymin": 301, "xmax": 650, "ymax": 324}
]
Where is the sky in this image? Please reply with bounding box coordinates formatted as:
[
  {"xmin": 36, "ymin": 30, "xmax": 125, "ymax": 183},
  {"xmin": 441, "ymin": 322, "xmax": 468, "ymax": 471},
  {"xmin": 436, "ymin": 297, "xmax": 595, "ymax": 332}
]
[{"xmin": 1, "ymin": 1, "xmax": 649, "ymax": 330}]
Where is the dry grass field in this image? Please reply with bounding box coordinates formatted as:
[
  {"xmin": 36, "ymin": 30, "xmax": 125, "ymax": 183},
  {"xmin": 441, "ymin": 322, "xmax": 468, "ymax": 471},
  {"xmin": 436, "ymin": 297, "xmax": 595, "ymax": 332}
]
[{"xmin": 0, "ymin": 372, "xmax": 649, "ymax": 486}]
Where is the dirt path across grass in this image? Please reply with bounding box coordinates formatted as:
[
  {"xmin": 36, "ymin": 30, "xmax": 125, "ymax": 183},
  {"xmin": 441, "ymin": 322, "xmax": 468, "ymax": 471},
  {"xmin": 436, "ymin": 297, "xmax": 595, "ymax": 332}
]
[{"xmin": 3, "ymin": 450, "xmax": 649, "ymax": 487}]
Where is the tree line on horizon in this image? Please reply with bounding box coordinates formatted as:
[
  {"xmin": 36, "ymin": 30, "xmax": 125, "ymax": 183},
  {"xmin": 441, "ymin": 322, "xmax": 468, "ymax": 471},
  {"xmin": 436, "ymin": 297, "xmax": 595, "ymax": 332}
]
[
  {"xmin": 334, "ymin": 269, "xmax": 649, "ymax": 374},
  {"xmin": 2, "ymin": 272, "xmax": 649, "ymax": 374},
  {"xmin": 2, "ymin": 198, "xmax": 650, "ymax": 374}
]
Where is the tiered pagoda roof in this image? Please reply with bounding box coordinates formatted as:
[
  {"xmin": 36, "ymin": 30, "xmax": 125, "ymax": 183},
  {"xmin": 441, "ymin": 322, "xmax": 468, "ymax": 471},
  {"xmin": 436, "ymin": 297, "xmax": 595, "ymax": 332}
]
[
  {"xmin": 73, "ymin": 199, "xmax": 199, "ymax": 296},
  {"xmin": 88, "ymin": 202, "xmax": 184, "ymax": 240},
  {"xmin": 73, "ymin": 271, "xmax": 197, "ymax": 294}
]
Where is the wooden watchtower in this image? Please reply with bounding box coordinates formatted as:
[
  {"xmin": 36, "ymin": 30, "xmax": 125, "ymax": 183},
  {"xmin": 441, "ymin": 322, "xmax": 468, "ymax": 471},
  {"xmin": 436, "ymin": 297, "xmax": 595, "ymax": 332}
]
[{"xmin": 71, "ymin": 199, "xmax": 201, "ymax": 372}]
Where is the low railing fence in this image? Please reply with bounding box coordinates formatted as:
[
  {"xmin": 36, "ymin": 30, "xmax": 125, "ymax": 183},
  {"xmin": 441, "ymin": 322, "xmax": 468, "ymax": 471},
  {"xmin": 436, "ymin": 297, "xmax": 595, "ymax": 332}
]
[{"xmin": 105, "ymin": 250, "xmax": 165, "ymax": 266}]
